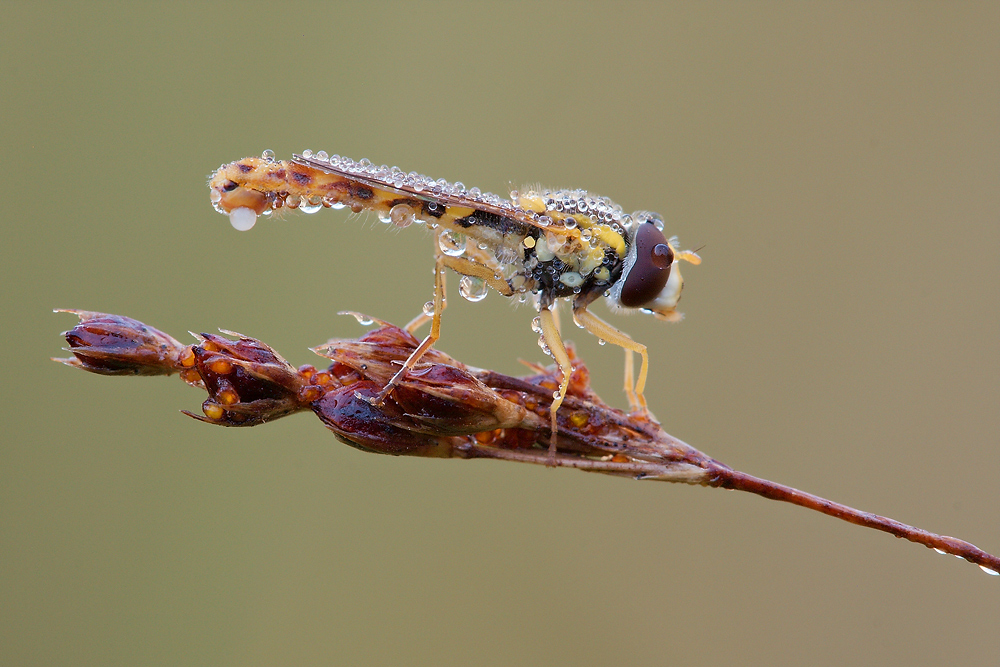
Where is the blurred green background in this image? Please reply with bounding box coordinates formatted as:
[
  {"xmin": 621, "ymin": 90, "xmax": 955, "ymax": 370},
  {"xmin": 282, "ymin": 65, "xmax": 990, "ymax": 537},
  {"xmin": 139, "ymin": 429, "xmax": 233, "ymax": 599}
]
[{"xmin": 3, "ymin": 2, "xmax": 998, "ymax": 665}]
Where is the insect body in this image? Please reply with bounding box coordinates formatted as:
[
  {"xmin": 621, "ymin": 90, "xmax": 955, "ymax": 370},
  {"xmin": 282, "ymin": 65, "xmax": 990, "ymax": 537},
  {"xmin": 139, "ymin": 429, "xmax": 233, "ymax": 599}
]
[{"xmin": 209, "ymin": 150, "xmax": 701, "ymax": 452}]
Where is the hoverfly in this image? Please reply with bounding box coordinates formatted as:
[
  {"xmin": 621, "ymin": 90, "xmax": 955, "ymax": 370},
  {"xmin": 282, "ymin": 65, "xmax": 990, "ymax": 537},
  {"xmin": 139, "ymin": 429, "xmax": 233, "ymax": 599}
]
[{"xmin": 208, "ymin": 149, "xmax": 701, "ymax": 453}]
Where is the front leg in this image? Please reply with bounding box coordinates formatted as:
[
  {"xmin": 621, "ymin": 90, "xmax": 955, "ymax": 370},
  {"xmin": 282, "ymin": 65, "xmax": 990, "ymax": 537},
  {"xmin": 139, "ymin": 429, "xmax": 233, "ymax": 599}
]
[{"xmin": 572, "ymin": 305, "xmax": 653, "ymax": 417}]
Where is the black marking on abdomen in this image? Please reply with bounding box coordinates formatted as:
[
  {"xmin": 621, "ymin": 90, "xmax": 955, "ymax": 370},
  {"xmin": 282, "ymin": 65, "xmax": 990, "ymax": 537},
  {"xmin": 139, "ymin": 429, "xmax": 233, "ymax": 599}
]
[
  {"xmin": 455, "ymin": 210, "xmax": 528, "ymax": 236},
  {"xmin": 352, "ymin": 184, "xmax": 374, "ymax": 200},
  {"xmin": 423, "ymin": 201, "xmax": 445, "ymax": 218}
]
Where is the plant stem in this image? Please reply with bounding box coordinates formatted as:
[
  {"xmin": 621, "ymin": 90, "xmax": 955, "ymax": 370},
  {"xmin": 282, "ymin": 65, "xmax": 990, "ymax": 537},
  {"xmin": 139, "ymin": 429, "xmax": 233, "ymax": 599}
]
[{"xmin": 705, "ymin": 462, "xmax": 1000, "ymax": 575}]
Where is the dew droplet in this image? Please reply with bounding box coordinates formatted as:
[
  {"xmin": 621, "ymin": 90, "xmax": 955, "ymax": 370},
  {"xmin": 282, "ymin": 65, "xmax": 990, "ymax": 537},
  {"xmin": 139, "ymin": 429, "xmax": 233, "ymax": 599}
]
[
  {"xmin": 229, "ymin": 207, "xmax": 257, "ymax": 231},
  {"xmin": 438, "ymin": 230, "xmax": 467, "ymax": 256},
  {"xmin": 598, "ymin": 339, "xmax": 607, "ymax": 346},
  {"xmin": 345, "ymin": 312, "xmax": 374, "ymax": 325},
  {"xmin": 981, "ymin": 565, "xmax": 1000, "ymax": 575},
  {"xmin": 261, "ymin": 149, "xmax": 275, "ymax": 161},
  {"xmin": 531, "ymin": 316, "xmax": 542, "ymax": 333},
  {"xmin": 300, "ymin": 200, "xmax": 322, "ymax": 214},
  {"xmin": 458, "ymin": 276, "xmax": 488, "ymax": 302},
  {"xmin": 302, "ymin": 149, "xmax": 313, "ymax": 158},
  {"xmin": 377, "ymin": 210, "xmax": 392, "ymax": 224},
  {"xmin": 390, "ymin": 203, "xmax": 415, "ymax": 228},
  {"xmin": 316, "ymin": 150, "xmax": 329, "ymax": 160},
  {"xmin": 422, "ymin": 301, "xmax": 435, "ymax": 316}
]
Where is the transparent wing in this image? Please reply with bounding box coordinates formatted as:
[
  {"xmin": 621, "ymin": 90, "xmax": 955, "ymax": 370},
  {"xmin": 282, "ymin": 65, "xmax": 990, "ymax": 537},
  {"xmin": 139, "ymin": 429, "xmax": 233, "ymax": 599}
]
[{"xmin": 291, "ymin": 153, "xmax": 579, "ymax": 240}]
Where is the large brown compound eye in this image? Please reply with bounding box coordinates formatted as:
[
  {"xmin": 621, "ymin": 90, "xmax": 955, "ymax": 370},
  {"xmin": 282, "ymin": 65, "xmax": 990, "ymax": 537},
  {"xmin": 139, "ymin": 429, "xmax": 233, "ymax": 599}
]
[{"xmin": 619, "ymin": 222, "xmax": 675, "ymax": 307}]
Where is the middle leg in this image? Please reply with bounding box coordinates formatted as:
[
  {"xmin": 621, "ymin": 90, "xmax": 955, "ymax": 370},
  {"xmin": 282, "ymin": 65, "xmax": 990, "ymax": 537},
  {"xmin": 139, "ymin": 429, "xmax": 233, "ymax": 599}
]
[
  {"xmin": 537, "ymin": 303, "xmax": 573, "ymax": 459},
  {"xmin": 374, "ymin": 254, "xmax": 447, "ymax": 405}
]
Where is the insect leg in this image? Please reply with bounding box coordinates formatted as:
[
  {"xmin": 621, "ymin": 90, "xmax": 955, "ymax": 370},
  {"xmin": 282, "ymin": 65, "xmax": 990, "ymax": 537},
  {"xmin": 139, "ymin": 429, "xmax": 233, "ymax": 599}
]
[
  {"xmin": 392, "ymin": 254, "xmax": 514, "ymax": 392},
  {"xmin": 538, "ymin": 305, "xmax": 572, "ymax": 459},
  {"xmin": 403, "ymin": 311, "xmax": 432, "ymax": 334},
  {"xmin": 572, "ymin": 306, "xmax": 652, "ymax": 415},
  {"xmin": 407, "ymin": 250, "xmax": 515, "ymax": 332},
  {"xmin": 374, "ymin": 255, "xmax": 447, "ymax": 405},
  {"xmin": 403, "ymin": 271, "xmax": 448, "ymax": 335},
  {"xmin": 623, "ymin": 346, "xmax": 637, "ymax": 411},
  {"xmin": 438, "ymin": 256, "xmax": 515, "ymax": 296},
  {"xmin": 550, "ymin": 296, "xmax": 562, "ymax": 332}
]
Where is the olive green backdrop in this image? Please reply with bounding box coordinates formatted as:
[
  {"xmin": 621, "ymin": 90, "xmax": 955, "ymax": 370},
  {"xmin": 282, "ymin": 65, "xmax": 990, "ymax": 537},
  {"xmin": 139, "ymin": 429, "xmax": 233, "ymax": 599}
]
[{"xmin": 3, "ymin": 2, "xmax": 998, "ymax": 665}]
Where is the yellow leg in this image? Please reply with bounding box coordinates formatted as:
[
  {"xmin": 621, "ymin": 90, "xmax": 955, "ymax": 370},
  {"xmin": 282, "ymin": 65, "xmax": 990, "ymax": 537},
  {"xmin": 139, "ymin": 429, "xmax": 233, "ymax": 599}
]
[
  {"xmin": 550, "ymin": 297, "xmax": 561, "ymax": 333},
  {"xmin": 375, "ymin": 255, "xmax": 447, "ymax": 404},
  {"xmin": 439, "ymin": 255, "xmax": 514, "ymax": 296},
  {"xmin": 404, "ymin": 311, "xmax": 432, "ymax": 334},
  {"xmin": 623, "ymin": 347, "xmax": 637, "ymax": 411},
  {"xmin": 572, "ymin": 307, "xmax": 651, "ymax": 415},
  {"xmin": 404, "ymin": 253, "xmax": 511, "ymax": 334},
  {"xmin": 538, "ymin": 305, "xmax": 572, "ymax": 459}
]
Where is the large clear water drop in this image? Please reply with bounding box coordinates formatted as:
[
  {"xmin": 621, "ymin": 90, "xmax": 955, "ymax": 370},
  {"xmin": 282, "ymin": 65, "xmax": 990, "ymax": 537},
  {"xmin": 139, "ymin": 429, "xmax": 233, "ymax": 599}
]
[{"xmin": 458, "ymin": 276, "xmax": 488, "ymax": 302}]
